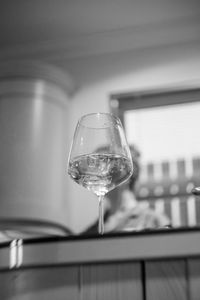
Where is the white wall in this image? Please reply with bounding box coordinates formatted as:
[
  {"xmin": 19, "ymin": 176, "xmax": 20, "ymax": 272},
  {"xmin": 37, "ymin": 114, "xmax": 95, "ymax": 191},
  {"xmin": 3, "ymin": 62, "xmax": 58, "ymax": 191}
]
[{"xmin": 58, "ymin": 41, "xmax": 200, "ymax": 233}]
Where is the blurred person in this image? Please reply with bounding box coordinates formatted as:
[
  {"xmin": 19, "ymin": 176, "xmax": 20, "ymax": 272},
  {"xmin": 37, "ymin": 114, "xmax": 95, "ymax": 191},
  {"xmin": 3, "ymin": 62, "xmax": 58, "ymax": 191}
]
[{"xmin": 82, "ymin": 144, "xmax": 171, "ymax": 234}]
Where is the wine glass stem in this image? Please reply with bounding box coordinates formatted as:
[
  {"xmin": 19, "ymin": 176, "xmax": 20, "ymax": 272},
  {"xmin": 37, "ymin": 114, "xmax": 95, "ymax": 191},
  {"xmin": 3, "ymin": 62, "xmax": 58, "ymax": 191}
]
[{"xmin": 98, "ymin": 195, "xmax": 104, "ymax": 235}]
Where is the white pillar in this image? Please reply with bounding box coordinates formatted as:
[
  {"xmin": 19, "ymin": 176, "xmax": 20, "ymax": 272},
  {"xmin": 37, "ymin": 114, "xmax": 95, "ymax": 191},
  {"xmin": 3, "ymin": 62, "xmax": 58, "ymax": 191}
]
[{"xmin": 0, "ymin": 60, "xmax": 75, "ymax": 237}]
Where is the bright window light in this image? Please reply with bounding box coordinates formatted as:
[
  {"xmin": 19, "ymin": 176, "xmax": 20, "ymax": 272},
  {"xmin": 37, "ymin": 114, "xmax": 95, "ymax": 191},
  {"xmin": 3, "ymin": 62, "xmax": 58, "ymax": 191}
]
[{"xmin": 124, "ymin": 102, "xmax": 200, "ymax": 164}]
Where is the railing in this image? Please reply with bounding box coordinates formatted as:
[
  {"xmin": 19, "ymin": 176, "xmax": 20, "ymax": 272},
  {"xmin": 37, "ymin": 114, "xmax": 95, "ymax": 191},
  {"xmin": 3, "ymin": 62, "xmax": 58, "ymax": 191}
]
[{"xmin": 135, "ymin": 157, "xmax": 200, "ymax": 228}]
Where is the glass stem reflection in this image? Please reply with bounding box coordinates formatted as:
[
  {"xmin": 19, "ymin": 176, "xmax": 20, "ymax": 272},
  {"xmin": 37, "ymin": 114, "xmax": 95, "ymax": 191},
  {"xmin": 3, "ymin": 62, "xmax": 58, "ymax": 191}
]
[{"xmin": 98, "ymin": 195, "xmax": 104, "ymax": 235}]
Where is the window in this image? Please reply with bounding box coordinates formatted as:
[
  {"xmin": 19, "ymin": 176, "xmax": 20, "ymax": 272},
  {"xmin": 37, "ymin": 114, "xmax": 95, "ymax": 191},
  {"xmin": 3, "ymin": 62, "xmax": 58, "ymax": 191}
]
[{"xmin": 110, "ymin": 87, "xmax": 200, "ymax": 228}]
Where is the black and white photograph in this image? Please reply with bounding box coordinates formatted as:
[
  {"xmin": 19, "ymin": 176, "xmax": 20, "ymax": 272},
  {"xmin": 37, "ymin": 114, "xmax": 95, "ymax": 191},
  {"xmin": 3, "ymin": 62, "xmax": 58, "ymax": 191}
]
[{"xmin": 0, "ymin": 1, "xmax": 200, "ymax": 299}]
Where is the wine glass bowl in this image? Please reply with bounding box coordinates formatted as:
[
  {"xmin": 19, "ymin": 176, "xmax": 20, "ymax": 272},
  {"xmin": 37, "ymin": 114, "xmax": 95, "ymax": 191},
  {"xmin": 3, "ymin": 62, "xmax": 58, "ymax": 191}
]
[{"xmin": 68, "ymin": 113, "xmax": 133, "ymax": 234}]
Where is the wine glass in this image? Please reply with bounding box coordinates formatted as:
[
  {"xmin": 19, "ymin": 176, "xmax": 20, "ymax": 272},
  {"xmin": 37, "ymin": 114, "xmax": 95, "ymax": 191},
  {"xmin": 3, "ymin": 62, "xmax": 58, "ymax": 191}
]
[{"xmin": 67, "ymin": 113, "xmax": 133, "ymax": 235}]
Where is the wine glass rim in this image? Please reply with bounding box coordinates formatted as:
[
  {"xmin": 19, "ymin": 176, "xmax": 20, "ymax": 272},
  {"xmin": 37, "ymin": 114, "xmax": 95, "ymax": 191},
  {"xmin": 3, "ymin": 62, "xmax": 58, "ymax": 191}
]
[{"xmin": 78, "ymin": 112, "xmax": 121, "ymax": 128}]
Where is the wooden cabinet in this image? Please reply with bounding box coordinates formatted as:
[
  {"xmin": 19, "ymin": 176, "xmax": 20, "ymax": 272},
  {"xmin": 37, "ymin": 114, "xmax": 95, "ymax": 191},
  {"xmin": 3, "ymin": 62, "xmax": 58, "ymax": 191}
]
[{"xmin": 1, "ymin": 229, "xmax": 200, "ymax": 299}]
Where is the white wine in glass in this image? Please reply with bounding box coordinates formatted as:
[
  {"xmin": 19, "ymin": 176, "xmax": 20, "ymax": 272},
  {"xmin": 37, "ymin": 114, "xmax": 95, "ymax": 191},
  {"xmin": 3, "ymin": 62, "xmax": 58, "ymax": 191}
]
[{"xmin": 68, "ymin": 113, "xmax": 133, "ymax": 234}]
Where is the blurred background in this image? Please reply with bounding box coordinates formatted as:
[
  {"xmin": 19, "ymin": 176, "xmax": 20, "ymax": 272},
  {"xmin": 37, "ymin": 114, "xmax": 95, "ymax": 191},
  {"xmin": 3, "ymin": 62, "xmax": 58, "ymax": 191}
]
[{"xmin": 0, "ymin": 0, "xmax": 200, "ymax": 235}]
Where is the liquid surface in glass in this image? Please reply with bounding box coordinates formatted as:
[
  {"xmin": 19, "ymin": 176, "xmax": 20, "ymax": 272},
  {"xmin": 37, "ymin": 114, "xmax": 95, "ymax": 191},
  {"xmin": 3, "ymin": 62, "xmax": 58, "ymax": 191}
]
[{"xmin": 68, "ymin": 153, "xmax": 132, "ymax": 196}]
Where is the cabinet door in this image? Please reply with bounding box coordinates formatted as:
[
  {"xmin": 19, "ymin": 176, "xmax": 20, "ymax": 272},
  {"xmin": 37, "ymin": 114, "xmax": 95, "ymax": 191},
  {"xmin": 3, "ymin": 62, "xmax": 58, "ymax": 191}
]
[
  {"xmin": 80, "ymin": 262, "xmax": 143, "ymax": 300},
  {"xmin": 145, "ymin": 260, "xmax": 187, "ymax": 300},
  {"xmin": 0, "ymin": 266, "xmax": 79, "ymax": 300},
  {"xmin": 188, "ymin": 258, "xmax": 200, "ymax": 300}
]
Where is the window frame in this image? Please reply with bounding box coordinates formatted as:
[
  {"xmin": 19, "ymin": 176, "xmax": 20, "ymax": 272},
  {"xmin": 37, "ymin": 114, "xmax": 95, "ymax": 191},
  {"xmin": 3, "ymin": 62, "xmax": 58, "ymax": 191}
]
[
  {"xmin": 110, "ymin": 86, "xmax": 200, "ymax": 126},
  {"xmin": 109, "ymin": 86, "xmax": 200, "ymax": 229}
]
